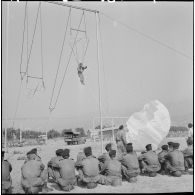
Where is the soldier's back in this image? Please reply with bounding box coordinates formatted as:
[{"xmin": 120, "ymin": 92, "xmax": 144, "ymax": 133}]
[
  {"xmin": 167, "ymin": 150, "xmax": 185, "ymax": 171},
  {"xmin": 82, "ymin": 156, "xmax": 99, "ymax": 177},
  {"xmin": 58, "ymin": 159, "xmax": 76, "ymax": 180},
  {"xmin": 22, "ymin": 160, "xmax": 43, "ymax": 179},
  {"xmin": 123, "ymin": 152, "xmax": 139, "ymax": 170},
  {"xmin": 106, "ymin": 159, "xmax": 122, "ymax": 177},
  {"xmin": 143, "ymin": 151, "xmax": 159, "ymax": 165},
  {"xmin": 2, "ymin": 160, "xmax": 12, "ymax": 181}
]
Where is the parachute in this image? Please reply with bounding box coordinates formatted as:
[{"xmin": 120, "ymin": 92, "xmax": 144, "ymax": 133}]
[{"xmin": 126, "ymin": 100, "xmax": 171, "ymax": 151}]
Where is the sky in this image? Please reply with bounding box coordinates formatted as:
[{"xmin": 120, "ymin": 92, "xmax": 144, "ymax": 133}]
[{"xmin": 2, "ymin": 1, "xmax": 193, "ymax": 131}]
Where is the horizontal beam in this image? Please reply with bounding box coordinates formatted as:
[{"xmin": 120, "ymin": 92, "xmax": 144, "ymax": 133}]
[{"xmin": 46, "ymin": 1, "xmax": 99, "ymax": 13}]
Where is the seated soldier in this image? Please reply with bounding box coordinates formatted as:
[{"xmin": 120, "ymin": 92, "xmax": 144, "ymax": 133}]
[
  {"xmin": 47, "ymin": 149, "xmax": 64, "ymax": 182},
  {"xmin": 158, "ymin": 145, "xmax": 169, "ymax": 175},
  {"xmin": 100, "ymin": 150, "xmax": 122, "ymax": 186},
  {"xmin": 25, "ymin": 148, "xmax": 41, "ymax": 163},
  {"xmin": 21, "ymin": 149, "xmax": 52, "ymax": 194},
  {"xmin": 164, "ymin": 142, "xmax": 185, "ymax": 177},
  {"xmin": 119, "ymin": 143, "xmax": 140, "ymax": 183},
  {"xmin": 98, "ymin": 143, "xmax": 112, "ymax": 171},
  {"xmin": 55, "ymin": 149, "xmax": 76, "ymax": 191},
  {"xmin": 182, "ymin": 138, "xmax": 193, "ymax": 172},
  {"xmin": 2, "ymin": 151, "xmax": 12, "ymax": 194},
  {"xmin": 138, "ymin": 144, "xmax": 161, "ymax": 177},
  {"xmin": 76, "ymin": 146, "xmax": 102, "ymax": 189}
]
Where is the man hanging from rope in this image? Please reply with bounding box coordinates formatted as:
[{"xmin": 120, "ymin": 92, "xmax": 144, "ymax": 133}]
[{"xmin": 77, "ymin": 62, "xmax": 87, "ymax": 85}]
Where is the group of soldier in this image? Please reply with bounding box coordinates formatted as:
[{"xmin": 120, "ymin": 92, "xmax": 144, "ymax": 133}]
[{"xmin": 2, "ymin": 125, "xmax": 193, "ymax": 194}]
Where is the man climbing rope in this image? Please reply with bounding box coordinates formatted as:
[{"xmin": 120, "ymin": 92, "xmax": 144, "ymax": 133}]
[{"xmin": 77, "ymin": 63, "xmax": 87, "ymax": 85}]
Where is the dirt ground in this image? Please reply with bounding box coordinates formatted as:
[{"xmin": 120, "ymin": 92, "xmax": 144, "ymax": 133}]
[{"xmin": 4, "ymin": 137, "xmax": 193, "ymax": 193}]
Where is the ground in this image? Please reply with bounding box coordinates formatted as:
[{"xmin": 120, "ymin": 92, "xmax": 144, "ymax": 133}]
[{"xmin": 4, "ymin": 137, "xmax": 193, "ymax": 193}]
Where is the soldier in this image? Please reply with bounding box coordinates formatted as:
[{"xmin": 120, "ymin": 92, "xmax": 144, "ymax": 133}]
[
  {"xmin": 115, "ymin": 125, "xmax": 127, "ymax": 157},
  {"xmin": 187, "ymin": 123, "xmax": 193, "ymax": 139},
  {"xmin": 98, "ymin": 143, "xmax": 112, "ymax": 171},
  {"xmin": 2, "ymin": 151, "xmax": 12, "ymax": 194},
  {"xmin": 76, "ymin": 146, "xmax": 102, "ymax": 189},
  {"xmin": 100, "ymin": 150, "xmax": 122, "ymax": 186},
  {"xmin": 77, "ymin": 62, "xmax": 87, "ymax": 85},
  {"xmin": 158, "ymin": 145, "xmax": 169, "ymax": 175},
  {"xmin": 55, "ymin": 149, "xmax": 76, "ymax": 191},
  {"xmin": 47, "ymin": 149, "xmax": 64, "ymax": 181},
  {"xmin": 25, "ymin": 148, "xmax": 41, "ymax": 163},
  {"xmin": 21, "ymin": 149, "xmax": 53, "ymax": 193},
  {"xmin": 119, "ymin": 143, "xmax": 140, "ymax": 183},
  {"xmin": 138, "ymin": 144, "xmax": 161, "ymax": 177},
  {"xmin": 167, "ymin": 142, "xmax": 174, "ymax": 152},
  {"xmin": 164, "ymin": 142, "xmax": 185, "ymax": 177},
  {"xmin": 182, "ymin": 138, "xmax": 193, "ymax": 172}
]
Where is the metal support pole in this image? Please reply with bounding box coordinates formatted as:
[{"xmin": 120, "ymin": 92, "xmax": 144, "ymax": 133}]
[
  {"xmin": 92, "ymin": 118, "xmax": 95, "ymax": 142},
  {"xmin": 95, "ymin": 12, "xmax": 103, "ymax": 154},
  {"xmin": 20, "ymin": 128, "xmax": 22, "ymax": 143},
  {"xmin": 5, "ymin": 128, "xmax": 7, "ymax": 150},
  {"xmin": 46, "ymin": 1, "xmax": 98, "ymax": 13},
  {"xmin": 45, "ymin": 130, "xmax": 48, "ymax": 144},
  {"xmin": 112, "ymin": 118, "xmax": 115, "ymax": 142}
]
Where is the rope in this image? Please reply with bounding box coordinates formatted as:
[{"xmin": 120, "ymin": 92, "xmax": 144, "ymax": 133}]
[
  {"xmin": 12, "ymin": 80, "xmax": 23, "ymax": 128},
  {"xmin": 50, "ymin": 11, "xmax": 85, "ymax": 111},
  {"xmin": 49, "ymin": 8, "xmax": 72, "ymax": 111},
  {"xmin": 26, "ymin": 2, "xmax": 41, "ymax": 78},
  {"xmin": 100, "ymin": 12, "xmax": 192, "ymax": 60},
  {"xmin": 19, "ymin": 1, "xmax": 27, "ymax": 80},
  {"xmin": 40, "ymin": 2, "xmax": 44, "ymax": 83}
]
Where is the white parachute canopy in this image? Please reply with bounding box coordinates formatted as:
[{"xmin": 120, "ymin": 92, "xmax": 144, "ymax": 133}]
[{"xmin": 126, "ymin": 100, "xmax": 171, "ymax": 151}]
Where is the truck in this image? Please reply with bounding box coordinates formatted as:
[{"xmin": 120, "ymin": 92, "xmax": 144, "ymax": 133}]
[{"xmin": 64, "ymin": 131, "xmax": 86, "ymax": 145}]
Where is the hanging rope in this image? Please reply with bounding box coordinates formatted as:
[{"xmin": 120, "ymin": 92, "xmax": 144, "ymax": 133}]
[
  {"xmin": 19, "ymin": 1, "xmax": 27, "ymax": 80},
  {"xmin": 49, "ymin": 11, "xmax": 85, "ymax": 111},
  {"xmin": 49, "ymin": 7, "xmax": 72, "ymax": 111},
  {"xmin": 26, "ymin": 2, "xmax": 41, "ymax": 78},
  {"xmin": 100, "ymin": 12, "xmax": 192, "ymax": 60},
  {"xmin": 40, "ymin": 2, "xmax": 45, "ymax": 89}
]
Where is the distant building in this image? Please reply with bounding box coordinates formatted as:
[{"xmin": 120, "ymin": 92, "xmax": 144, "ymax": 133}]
[{"xmin": 89, "ymin": 126, "xmax": 119, "ymax": 141}]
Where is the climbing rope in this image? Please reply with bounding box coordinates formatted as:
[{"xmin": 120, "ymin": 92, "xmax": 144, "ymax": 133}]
[{"xmin": 49, "ymin": 10, "xmax": 86, "ymax": 112}]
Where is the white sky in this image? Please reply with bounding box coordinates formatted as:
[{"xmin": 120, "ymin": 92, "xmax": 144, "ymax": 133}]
[{"xmin": 2, "ymin": 1, "xmax": 193, "ymax": 131}]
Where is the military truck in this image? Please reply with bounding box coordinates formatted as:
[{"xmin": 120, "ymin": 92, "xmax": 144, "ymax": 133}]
[{"xmin": 64, "ymin": 131, "xmax": 86, "ymax": 145}]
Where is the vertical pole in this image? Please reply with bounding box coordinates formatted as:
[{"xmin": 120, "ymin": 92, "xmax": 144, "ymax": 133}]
[
  {"xmin": 20, "ymin": 128, "xmax": 22, "ymax": 143},
  {"xmin": 112, "ymin": 118, "xmax": 115, "ymax": 142},
  {"xmin": 95, "ymin": 12, "xmax": 103, "ymax": 153},
  {"xmin": 93, "ymin": 117, "xmax": 95, "ymax": 142},
  {"xmin": 5, "ymin": 128, "xmax": 7, "ymax": 150},
  {"xmin": 45, "ymin": 130, "xmax": 47, "ymax": 145}
]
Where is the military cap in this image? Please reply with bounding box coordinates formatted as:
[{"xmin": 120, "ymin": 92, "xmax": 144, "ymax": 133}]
[
  {"xmin": 105, "ymin": 143, "xmax": 112, "ymax": 152},
  {"xmin": 126, "ymin": 144, "xmax": 133, "ymax": 153},
  {"xmin": 26, "ymin": 148, "xmax": 36, "ymax": 155},
  {"xmin": 167, "ymin": 142, "xmax": 174, "ymax": 146},
  {"xmin": 188, "ymin": 123, "xmax": 193, "ymax": 128},
  {"xmin": 2, "ymin": 151, "xmax": 5, "ymax": 158},
  {"xmin": 109, "ymin": 150, "xmax": 116, "ymax": 157},
  {"xmin": 56, "ymin": 149, "xmax": 64, "ymax": 156},
  {"xmin": 173, "ymin": 142, "xmax": 180, "ymax": 149},
  {"xmin": 31, "ymin": 148, "xmax": 37, "ymax": 154},
  {"xmin": 84, "ymin": 146, "xmax": 92, "ymax": 157},
  {"xmin": 119, "ymin": 125, "xmax": 124, "ymax": 130},
  {"xmin": 187, "ymin": 138, "xmax": 193, "ymax": 145},
  {"xmin": 161, "ymin": 145, "xmax": 168, "ymax": 151},
  {"xmin": 145, "ymin": 144, "xmax": 152, "ymax": 150},
  {"xmin": 62, "ymin": 149, "xmax": 70, "ymax": 158}
]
